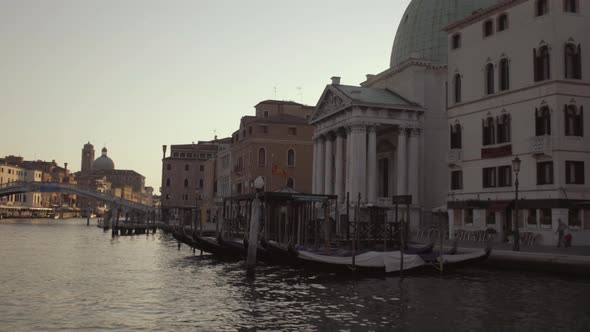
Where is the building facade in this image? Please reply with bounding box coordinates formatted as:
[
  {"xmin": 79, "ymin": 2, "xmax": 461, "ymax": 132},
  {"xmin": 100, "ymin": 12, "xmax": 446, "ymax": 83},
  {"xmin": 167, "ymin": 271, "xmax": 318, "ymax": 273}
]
[
  {"xmin": 230, "ymin": 100, "xmax": 314, "ymax": 195},
  {"xmin": 445, "ymin": 0, "xmax": 590, "ymax": 245},
  {"xmin": 310, "ymin": 0, "xmax": 496, "ymax": 227}
]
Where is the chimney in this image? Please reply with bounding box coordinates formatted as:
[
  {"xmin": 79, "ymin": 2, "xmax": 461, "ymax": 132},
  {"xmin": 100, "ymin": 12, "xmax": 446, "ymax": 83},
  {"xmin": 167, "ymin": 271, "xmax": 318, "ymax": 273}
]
[
  {"xmin": 64, "ymin": 162, "xmax": 68, "ymax": 170},
  {"xmin": 331, "ymin": 76, "xmax": 341, "ymax": 85},
  {"xmin": 366, "ymin": 74, "xmax": 375, "ymax": 81},
  {"xmin": 162, "ymin": 145, "xmax": 167, "ymax": 159}
]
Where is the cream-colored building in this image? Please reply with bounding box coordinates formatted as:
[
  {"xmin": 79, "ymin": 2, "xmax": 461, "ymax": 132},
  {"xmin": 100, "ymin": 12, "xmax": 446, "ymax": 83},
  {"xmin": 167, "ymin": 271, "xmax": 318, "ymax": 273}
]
[
  {"xmin": 445, "ymin": 0, "xmax": 590, "ymax": 245},
  {"xmin": 0, "ymin": 161, "xmax": 26, "ymax": 206},
  {"xmin": 310, "ymin": 0, "xmax": 496, "ymax": 228}
]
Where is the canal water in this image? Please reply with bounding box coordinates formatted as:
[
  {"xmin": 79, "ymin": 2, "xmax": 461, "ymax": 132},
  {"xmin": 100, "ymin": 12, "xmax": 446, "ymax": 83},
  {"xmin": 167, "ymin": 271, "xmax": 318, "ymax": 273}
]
[{"xmin": 1, "ymin": 219, "xmax": 589, "ymax": 331}]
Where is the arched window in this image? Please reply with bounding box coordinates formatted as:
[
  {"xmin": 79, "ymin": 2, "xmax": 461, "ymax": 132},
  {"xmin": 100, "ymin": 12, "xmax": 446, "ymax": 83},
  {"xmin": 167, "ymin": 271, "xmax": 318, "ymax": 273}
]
[
  {"xmin": 499, "ymin": 58, "xmax": 510, "ymax": 91},
  {"xmin": 535, "ymin": 106, "xmax": 552, "ymax": 136},
  {"xmin": 184, "ymin": 179, "xmax": 189, "ymax": 187},
  {"xmin": 258, "ymin": 147, "xmax": 266, "ymax": 166},
  {"xmin": 497, "ymin": 113, "xmax": 511, "ymax": 143},
  {"xmin": 454, "ymin": 74, "xmax": 462, "ymax": 103},
  {"xmin": 534, "ymin": 45, "xmax": 551, "ymax": 81},
  {"xmin": 450, "ymin": 123, "xmax": 462, "ymax": 149},
  {"xmin": 482, "ymin": 117, "xmax": 496, "ymax": 145},
  {"xmin": 564, "ymin": 0, "xmax": 578, "ymax": 13},
  {"xmin": 486, "ymin": 63, "xmax": 495, "ymax": 95},
  {"xmin": 166, "ymin": 164, "xmax": 171, "ymax": 171},
  {"xmin": 498, "ymin": 14, "xmax": 508, "ymax": 31},
  {"xmin": 564, "ymin": 105, "xmax": 584, "ymax": 136},
  {"xmin": 287, "ymin": 149, "xmax": 295, "ymax": 167},
  {"xmin": 286, "ymin": 177, "xmax": 294, "ymax": 189},
  {"xmin": 166, "ymin": 178, "xmax": 170, "ymax": 187},
  {"xmin": 483, "ymin": 20, "xmax": 494, "ymax": 37},
  {"xmin": 184, "ymin": 164, "xmax": 189, "ymax": 171},
  {"xmin": 565, "ymin": 43, "xmax": 582, "ymax": 79},
  {"xmin": 536, "ymin": 0, "xmax": 548, "ymax": 16}
]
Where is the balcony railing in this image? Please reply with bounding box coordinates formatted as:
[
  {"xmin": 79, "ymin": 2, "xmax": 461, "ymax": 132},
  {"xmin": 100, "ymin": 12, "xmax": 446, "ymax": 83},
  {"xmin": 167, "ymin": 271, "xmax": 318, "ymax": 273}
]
[
  {"xmin": 530, "ymin": 136, "xmax": 552, "ymax": 154},
  {"xmin": 447, "ymin": 149, "xmax": 463, "ymax": 164}
]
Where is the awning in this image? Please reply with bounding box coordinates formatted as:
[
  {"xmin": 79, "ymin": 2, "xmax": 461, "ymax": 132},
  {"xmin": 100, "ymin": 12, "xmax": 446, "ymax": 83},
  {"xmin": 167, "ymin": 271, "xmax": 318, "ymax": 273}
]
[{"xmin": 488, "ymin": 201, "xmax": 511, "ymax": 212}]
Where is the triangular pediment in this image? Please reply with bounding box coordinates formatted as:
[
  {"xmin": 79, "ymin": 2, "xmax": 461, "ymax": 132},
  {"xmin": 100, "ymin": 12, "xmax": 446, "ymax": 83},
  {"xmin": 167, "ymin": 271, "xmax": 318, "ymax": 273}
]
[{"xmin": 310, "ymin": 86, "xmax": 353, "ymax": 123}]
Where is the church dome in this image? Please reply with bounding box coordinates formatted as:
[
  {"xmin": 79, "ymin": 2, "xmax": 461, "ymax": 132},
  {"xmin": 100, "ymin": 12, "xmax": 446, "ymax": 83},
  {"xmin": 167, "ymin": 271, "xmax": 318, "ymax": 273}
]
[
  {"xmin": 390, "ymin": 0, "xmax": 496, "ymax": 68},
  {"xmin": 93, "ymin": 147, "xmax": 115, "ymax": 171}
]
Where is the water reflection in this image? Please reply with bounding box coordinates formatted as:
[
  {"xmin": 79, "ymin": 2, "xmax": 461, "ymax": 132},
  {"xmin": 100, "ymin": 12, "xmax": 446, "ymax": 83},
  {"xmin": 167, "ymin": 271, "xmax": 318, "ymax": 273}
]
[{"xmin": 0, "ymin": 219, "xmax": 589, "ymax": 331}]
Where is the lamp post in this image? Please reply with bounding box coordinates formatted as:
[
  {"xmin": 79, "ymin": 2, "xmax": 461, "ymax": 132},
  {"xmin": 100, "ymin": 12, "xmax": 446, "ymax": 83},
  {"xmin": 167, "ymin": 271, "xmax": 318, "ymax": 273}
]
[{"xmin": 512, "ymin": 157, "xmax": 521, "ymax": 251}]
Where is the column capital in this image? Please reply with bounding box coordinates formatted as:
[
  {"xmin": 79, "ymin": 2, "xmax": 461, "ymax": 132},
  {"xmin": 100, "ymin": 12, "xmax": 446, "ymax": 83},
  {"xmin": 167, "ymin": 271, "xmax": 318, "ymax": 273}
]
[
  {"xmin": 408, "ymin": 127, "xmax": 422, "ymax": 136},
  {"xmin": 325, "ymin": 131, "xmax": 337, "ymax": 141},
  {"xmin": 350, "ymin": 123, "xmax": 367, "ymax": 133},
  {"xmin": 335, "ymin": 127, "xmax": 347, "ymax": 137}
]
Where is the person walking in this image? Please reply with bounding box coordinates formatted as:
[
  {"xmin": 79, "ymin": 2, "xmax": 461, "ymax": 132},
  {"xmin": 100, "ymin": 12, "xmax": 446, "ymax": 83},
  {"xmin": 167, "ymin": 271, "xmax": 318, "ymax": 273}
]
[{"xmin": 556, "ymin": 219, "xmax": 568, "ymax": 247}]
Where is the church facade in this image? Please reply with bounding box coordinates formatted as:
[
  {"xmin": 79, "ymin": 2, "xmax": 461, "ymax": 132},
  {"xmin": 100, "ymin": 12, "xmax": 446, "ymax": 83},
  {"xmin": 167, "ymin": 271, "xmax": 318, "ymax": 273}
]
[{"xmin": 310, "ymin": 0, "xmax": 497, "ymax": 228}]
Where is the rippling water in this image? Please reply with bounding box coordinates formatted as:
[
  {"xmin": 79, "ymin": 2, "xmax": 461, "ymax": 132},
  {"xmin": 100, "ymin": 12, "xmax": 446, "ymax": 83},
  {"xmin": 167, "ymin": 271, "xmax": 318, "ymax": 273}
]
[{"xmin": 1, "ymin": 218, "xmax": 589, "ymax": 331}]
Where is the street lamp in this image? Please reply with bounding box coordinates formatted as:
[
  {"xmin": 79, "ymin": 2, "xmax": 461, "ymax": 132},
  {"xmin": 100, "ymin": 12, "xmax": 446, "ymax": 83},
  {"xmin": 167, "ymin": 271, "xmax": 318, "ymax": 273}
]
[{"xmin": 512, "ymin": 157, "xmax": 521, "ymax": 251}]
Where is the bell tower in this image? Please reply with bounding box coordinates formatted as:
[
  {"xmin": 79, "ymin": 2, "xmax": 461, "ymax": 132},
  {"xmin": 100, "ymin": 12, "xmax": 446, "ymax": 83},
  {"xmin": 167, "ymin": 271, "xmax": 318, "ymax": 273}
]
[{"xmin": 81, "ymin": 142, "xmax": 95, "ymax": 173}]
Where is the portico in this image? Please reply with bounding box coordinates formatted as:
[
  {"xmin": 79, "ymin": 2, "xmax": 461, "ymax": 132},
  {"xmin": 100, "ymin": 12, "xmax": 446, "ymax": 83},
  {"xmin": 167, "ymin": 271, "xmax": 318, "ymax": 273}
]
[{"xmin": 310, "ymin": 78, "xmax": 423, "ymax": 208}]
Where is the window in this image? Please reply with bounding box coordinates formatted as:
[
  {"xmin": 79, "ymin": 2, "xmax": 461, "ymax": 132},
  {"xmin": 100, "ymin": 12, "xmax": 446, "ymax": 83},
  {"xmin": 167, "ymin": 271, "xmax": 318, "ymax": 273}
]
[
  {"xmin": 564, "ymin": 105, "xmax": 584, "ymax": 136},
  {"xmin": 535, "ymin": 107, "xmax": 551, "ymax": 136},
  {"xmin": 569, "ymin": 208, "xmax": 582, "ymax": 228},
  {"xmin": 486, "ymin": 210, "xmax": 496, "ymax": 226},
  {"xmin": 540, "ymin": 208, "xmax": 552, "ymax": 227},
  {"xmin": 258, "ymin": 126, "xmax": 268, "ymax": 134},
  {"xmin": 199, "ymin": 179, "xmax": 203, "ymax": 188},
  {"xmin": 451, "ymin": 170, "xmax": 463, "ymax": 190},
  {"xmin": 288, "ymin": 127, "xmax": 297, "ymax": 136},
  {"xmin": 497, "ymin": 113, "xmax": 511, "ymax": 143},
  {"xmin": 184, "ymin": 164, "xmax": 189, "ymax": 171},
  {"xmin": 566, "ymin": 161, "xmax": 585, "ymax": 184},
  {"xmin": 486, "ymin": 63, "xmax": 495, "ymax": 94},
  {"xmin": 499, "ymin": 58, "xmax": 510, "ymax": 91},
  {"xmin": 173, "ymin": 152, "xmax": 179, "ymax": 158},
  {"xmin": 483, "ymin": 116, "xmax": 496, "ymax": 145},
  {"xmin": 287, "ymin": 149, "xmax": 295, "ymax": 167},
  {"xmin": 564, "ymin": 43, "xmax": 582, "ymax": 79},
  {"xmin": 450, "ymin": 123, "xmax": 462, "ymax": 149},
  {"xmin": 564, "ymin": 0, "xmax": 578, "ymax": 13},
  {"xmin": 249, "ymin": 126, "xmax": 253, "ymax": 135},
  {"xmin": 534, "ymin": 46, "xmax": 550, "ymax": 81},
  {"xmin": 527, "ymin": 209, "xmax": 538, "ymax": 227},
  {"xmin": 258, "ymin": 147, "xmax": 266, "ymax": 166},
  {"xmin": 483, "ymin": 167, "xmax": 497, "ymax": 188},
  {"xmin": 166, "ymin": 164, "xmax": 171, "ymax": 171},
  {"xmin": 483, "ymin": 20, "xmax": 494, "ymax": 37},
  {"xmin": 465, "ymin": 209, "xmax": 474, "ymax": 225},
  {"xmin": 498, "ymin": 165, "xmax": 512, "ymax": 187},
  {"xmin": 184, "ymin": 179, "xmax": 188, "ymax": 187},
  {"xmin": 166, "ymin": 178, "xmax": 170, "ymax": 187},
  {"xmin": 536, "ymin": 0, "xmax": 548, "ymax": 16},
  {"xmin": 498, "ymin": 14, "xmax": 508, "ymax": 31},
  {"xmin": 454, "ymin": 74, "xmax": 462, "ymax": 103},
  {"xmin": 286, "ymin": 177, "xmax": 294, "ymax": 189},
  {"xmin": 200, "ymin": 165, "xmax": 205, "ymax": 172},
  {"xmin": 180, "ymin": 152, "xmax": 185, "ymax": 158},
  {"xmin": 452, "ymin": 34, "xmax": 461, "ymax": 49},
  {"xmin": 537, "ymin": 161, "xmax": 554, "ymax": 185},
  {"xmin": 263, "ymin": 111, "xmax": 269, "ymax": 118}
]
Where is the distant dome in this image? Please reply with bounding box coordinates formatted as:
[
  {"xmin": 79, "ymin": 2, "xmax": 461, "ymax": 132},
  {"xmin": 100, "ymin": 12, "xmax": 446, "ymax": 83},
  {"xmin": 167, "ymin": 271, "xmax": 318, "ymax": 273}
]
[
  {"xmin": 390, "ymin": 0, "xmax": 496, "ymax": 68},
  {"xmin": 93, "ymin": 147, "xmax": 115, "ymax": 170}
]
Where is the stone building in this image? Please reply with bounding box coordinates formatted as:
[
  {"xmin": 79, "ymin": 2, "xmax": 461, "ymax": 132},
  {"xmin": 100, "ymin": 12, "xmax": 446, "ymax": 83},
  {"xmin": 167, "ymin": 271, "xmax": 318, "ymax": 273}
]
[
  {"xmin": 310, "ymin": 0, "xmax": 496, "ymax": 228},
  {"xmin": 230, "ymin": 100, "xmax": 314, "ymax": 195},
  {"xmin": 445, "ymin": 0, "xmax": 590, "ymax": 245}
]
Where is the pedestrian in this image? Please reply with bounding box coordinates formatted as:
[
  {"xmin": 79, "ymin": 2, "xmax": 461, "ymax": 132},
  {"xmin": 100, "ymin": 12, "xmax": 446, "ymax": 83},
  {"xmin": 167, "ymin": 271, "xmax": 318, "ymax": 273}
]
[
  {"xmin": 564, "ymin": 228, "xmax": 573, "ymax": 248},
  {"xmin": 556, "ymin": 219, "xmax": 568, "ymax": 247}
]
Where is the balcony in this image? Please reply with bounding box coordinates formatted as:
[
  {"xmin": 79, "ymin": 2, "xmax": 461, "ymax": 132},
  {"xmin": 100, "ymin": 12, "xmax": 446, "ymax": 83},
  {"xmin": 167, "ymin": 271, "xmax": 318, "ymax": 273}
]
[
  {"xmin": 447, "ymin": 149, "xmax": 463, "ymax": 164},
  {"xmin": 530, "ymin": 136, "xmax": 552, "ymax": 154}
]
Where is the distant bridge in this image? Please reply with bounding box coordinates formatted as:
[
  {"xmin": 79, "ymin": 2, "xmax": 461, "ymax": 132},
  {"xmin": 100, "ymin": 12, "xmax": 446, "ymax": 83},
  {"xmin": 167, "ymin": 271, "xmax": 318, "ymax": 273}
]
[{"xmin": 0, "ymin": 181, "xmax": 154, "ymax": 213}]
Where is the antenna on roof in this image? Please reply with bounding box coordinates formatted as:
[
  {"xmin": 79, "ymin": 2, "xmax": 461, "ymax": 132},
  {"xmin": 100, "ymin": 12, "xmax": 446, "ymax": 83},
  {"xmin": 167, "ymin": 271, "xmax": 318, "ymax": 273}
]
[{"xmin": 296, "ymin": 86, "xmax": 303, "ymax": 103}]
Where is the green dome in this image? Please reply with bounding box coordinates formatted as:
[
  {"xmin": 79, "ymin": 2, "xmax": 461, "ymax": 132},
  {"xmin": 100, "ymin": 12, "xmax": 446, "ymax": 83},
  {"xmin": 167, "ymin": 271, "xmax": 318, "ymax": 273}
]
[{"xmin": 390, "ymin": 0, "xmax": 497, "ymax": 68}]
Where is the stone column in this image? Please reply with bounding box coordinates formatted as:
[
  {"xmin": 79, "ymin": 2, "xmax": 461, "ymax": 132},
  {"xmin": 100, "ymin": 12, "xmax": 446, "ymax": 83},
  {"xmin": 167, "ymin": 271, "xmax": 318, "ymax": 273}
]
[
  {"xmin": 367, "ymin": 125, "xmax": 378, "ymax": 204},
  {"xmin": 396, "ymin": 127, "xmax": 408, "ymax": 196},
  {"xmin": 334, "ymin": 130, "xmax": 345, "ymax": 202},
  {"xmin": 312, "ymin": 138, "xmax": 318, "ymax": 194},
  {"xmin": 317, "ymin": 136, "xmax": 326, "ymax": 194},
  {"xmin": 408, "ymin": 127, "xmax": 420, "ymax": 205},
  {"xmin": 324, "ymin": 134, "xmax": 334, "ymax": 195},
  {"xmin": 344, "ymin": 127, "xmax": 352, "ymax": 200},
  {"xmin": 350, "ymin": 124, "xmax": 367, "ymax": 202}
]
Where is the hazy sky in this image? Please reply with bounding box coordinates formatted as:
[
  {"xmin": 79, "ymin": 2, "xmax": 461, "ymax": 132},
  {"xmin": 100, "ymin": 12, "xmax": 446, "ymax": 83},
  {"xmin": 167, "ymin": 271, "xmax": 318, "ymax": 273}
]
[{"xmin": 0, "ymin": 0, "xmax": 410, "ymax": 189}]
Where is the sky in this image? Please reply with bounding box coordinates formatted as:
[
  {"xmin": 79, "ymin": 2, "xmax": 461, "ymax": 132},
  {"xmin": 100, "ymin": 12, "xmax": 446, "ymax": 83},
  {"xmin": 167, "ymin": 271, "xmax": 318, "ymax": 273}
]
[{"xmin": 0, "ymin": 0, "xmax": 411, "ymax": 190}]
